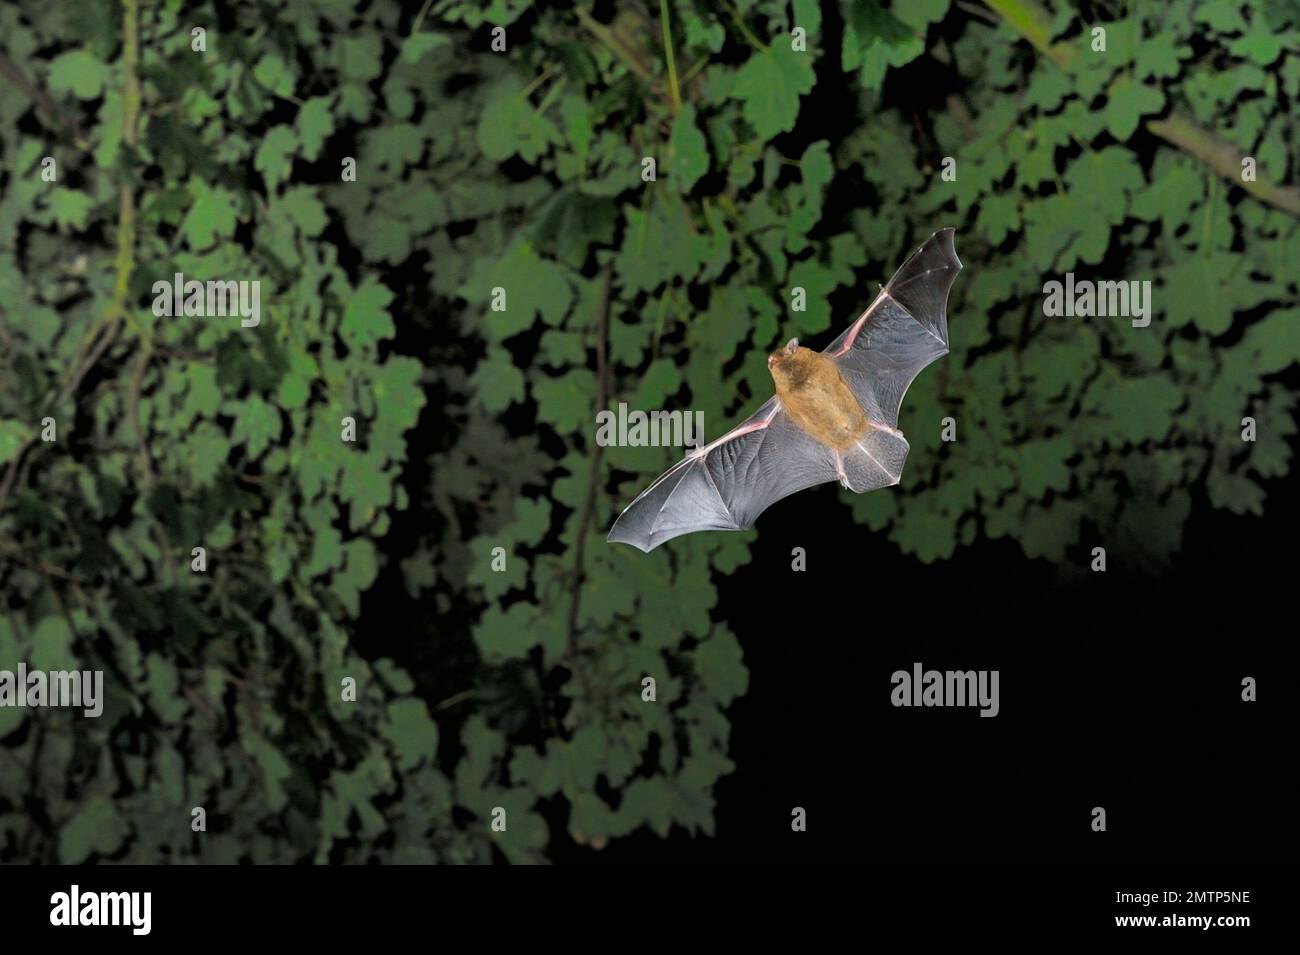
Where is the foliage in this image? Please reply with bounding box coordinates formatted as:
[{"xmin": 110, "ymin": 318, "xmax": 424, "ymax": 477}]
[{"xmin": 1, "ymin": 0, "xmax": 1298, "ymax": 862}]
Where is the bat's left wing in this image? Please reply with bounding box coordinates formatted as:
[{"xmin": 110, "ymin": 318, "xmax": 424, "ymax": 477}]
[
  {"xmin": 606, "ymin": 397, "xmax": 837, "ymax": 552},
  {"xmin": 821, "ymin": 228, "xmax": 962, "ymax": 494},
  {"xmin": 825, "ymin": 228, "xmax": 962, "ymax": 430}
]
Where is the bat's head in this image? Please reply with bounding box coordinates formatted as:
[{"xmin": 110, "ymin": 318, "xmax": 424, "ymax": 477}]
[{"xmin": 767, "ymin": 337, "xmax": 800, "ymax": 372}]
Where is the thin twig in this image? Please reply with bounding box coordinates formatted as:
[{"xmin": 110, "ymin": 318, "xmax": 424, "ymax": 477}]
[
  {"xmin": 658, "ymin": 0, "xmax": 681, "ymax": 113},
  {"xmin": 565, "ymin": 263, "xmax": 614, "ymax": 674}
]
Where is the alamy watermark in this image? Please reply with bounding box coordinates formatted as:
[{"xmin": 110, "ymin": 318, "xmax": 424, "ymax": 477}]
[
  {"xmin": 0, "ymin": 664, "xmax": 103, "ymax": 717},
  {"xmin": 152, "ymin": 272, "xmax": 261, "ymax": 327},
  {"xmin": 1042, "ymin": 273, "xmax": 1152, "ymax": 328},
  {"xmin": 891, "ymin": 662, "xmax": 1000, "ymax": 717},
  {"xmin": 50, "ymin": 885, "xmax": 151, "ymax": 935},
  {"xmin": 595, "ymin": 402, "xmax": 704, "ymax": 448}
]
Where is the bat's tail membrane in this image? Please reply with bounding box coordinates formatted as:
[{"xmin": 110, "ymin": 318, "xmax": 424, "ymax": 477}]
[
  {"xmin": 606, "ymin": 457, "xmax": 738, "ymax": 552},
  {"xmin": 885, "ymin": 227, "xmax": 963, "ymax": 344},
  {"xmin": 844, "ymin": 427, "xmax": 910, "ymax": 492}
]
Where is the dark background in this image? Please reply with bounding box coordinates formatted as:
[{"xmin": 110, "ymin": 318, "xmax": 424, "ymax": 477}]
[{"xmin": 552, "ymin": 426, "xmax": 1295, "ymax": 865}]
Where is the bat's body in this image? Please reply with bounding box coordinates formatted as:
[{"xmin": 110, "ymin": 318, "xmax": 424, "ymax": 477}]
[
  {"xmin": 771, "ymin": 346, "xmax": 872, "ymax": 453},
  {"xmin": 608, "ymin": 228, "xmax": 962, "ymax": 552}
]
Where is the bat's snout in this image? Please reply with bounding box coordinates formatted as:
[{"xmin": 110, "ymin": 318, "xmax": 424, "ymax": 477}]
[{"xmin": 768, "ymin": 338, "xmax": 799, "ymax": 370}]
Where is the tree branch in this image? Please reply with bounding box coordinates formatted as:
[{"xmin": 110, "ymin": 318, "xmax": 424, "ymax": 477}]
[{"xmin": 0, "ymin": 0, "xmax": 142, "ymax": 517}]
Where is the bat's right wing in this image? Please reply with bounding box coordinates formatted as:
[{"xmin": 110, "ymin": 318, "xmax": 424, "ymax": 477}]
[{"xmin": 607, "ymin": 397, "xmax": 837, "ymax": 552}]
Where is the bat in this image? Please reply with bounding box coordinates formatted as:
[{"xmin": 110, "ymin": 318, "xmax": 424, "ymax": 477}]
[{"xmin": 607, "ymin": 227, "xmax": 962, "ymax": 553}]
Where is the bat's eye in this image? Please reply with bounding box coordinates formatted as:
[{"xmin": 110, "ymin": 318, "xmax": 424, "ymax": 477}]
[{"xmin": 785, "ymin": 338, "xmax": 799, "ymax": 354}]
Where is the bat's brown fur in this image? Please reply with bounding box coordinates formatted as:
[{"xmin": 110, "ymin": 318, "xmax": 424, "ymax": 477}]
[{"xmin": 768, "ymin": 345, "xmax": 869, "ymax": 450}]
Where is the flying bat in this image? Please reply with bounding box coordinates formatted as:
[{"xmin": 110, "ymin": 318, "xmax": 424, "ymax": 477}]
[{"xmin": 607, "ymin": 227, "xmax": 962, "ymax": 552}]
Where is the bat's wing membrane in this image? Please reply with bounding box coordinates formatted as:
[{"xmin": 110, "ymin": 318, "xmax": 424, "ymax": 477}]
[
  {"xmin": 607, "ymin": 397, "xmax": 837, "ymax": 552},
  {"xmin": 609, "ymin": 228, "xmax": 962, "ymax": 548},
  {"xmin": 824, "ymin": 227, "xmax": 962, "ymax": 430}
]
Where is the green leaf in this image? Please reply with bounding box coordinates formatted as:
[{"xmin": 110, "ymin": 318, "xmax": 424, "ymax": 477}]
[
  {"xmin": 509, "ymin": 497, "xmax": 552, "ymax": 546},
  {"xmin": 1093, "ymin": 375, "xmax": 1184, "ymax": 443},
  {"xmin": 632, "ymin": 359, "xmax": 683, "ymax": 409},
  {"xmin": 1162, "ymin": 258, "xmax": 1234, "ymax": 334},
  {"xmin": 1104, "ymin": 79, "xmax": 1166, "ymax": 140},
  {"xmin": 340, "ymin": 35, "xmax": 384, "ymax": 81},
  {"xmin": 180, "ymin": 422, "xmax": 229, "ymax": 487},
  {"xmin": 1018, "ymin": 436, "xmax": 1073, "ymax": 498},
  {"xmin": 667, "ymin": 103, "xmax": 709, "ymax": 193},
  {"xmin": 477, "ymin": 76, "xmax": 561, "ymax": 163},
  {"xmin": 1131, "ymin": 160, "xmax": 1203, "ymax": 233},
  {"xmin": 0, "ymin": 420, "xmax": 28, "ymax": 466},
  {"xmin": 786, "ymin": 141, "xmax": 832, "ymax": 251},
  {"xmin": 297, "ymin": 97, "xmax": 336, "ymax": 161},
  {"xmin": 181, "ymin": 181, "xmax": 240, "ymax": 250},
  {"xmin": 533, "ymin": 369, "xmax": 596, "ymax": 434},
  {"xmin": 59, "ymin": 796, "xmax": 129, "ymax": 863},
  {"xmin": 977, "ymin": 192, "xmax": 1018, "ymax": 245},
  {"xmin": 183, "ymin": 362, "xmax": 222, "ymax": 420},
  {"xmin": 48, "ymin": 49, "xmax": 109, "ymax": 100},
  {"xmin": 231, "ymin": 396, "xmax": 282, "ymax": 458},
  {"xmin": 401, "ymin": 32, "xmax": 451, "ymax": 64},
  {"xmin": 842, "ymin": 2, "xmax": 923, "ymax": 90},
  {"xmin": 1242, "ymin": 308, "xmax": 1300, "ymax": 374},
  {"xmin": 1020, "ymin": 500, "xmax": 1083, "ymax": 563},
  {"xmin": 694, "ymin": 628, "xmax": 748, "ymax": 704},
  {"xmin": 465, "ymin": 241, "xmax": 572, "ymax": 339},
  {"xmin": 254, "ymin": 126, "xmax": 298, "ymax": 193},
  {"xmin": 474, "ymin": 603, "xmax": 539, "ymax": 662},
  {"xmin": 30, "ymin": 616, "xmax": 76, "ymax": 672},
  {"xmin": 733, "ymin": 44, "xmax": 816, "ymax": 140},
  {"xmin": 1228, "ymin": 23, "xmax": 1284, "ymax": 65},
  {"xmin": 303, "ymin": 525, "xmax": 343, "ymax": 578},
  {"xmin": 1194, "ymin": 1, "xmax": 1248, "ymax": 34},
  {"xmin": 529, "ymin": 190, "xmax": 617, "ymax": 269},
  {"xmin": 615, "ymin": 196, "xmax": 710, "ymax": 293},
  {"xmin": 470, "ymin": 348, "xmax": 527, "ymax": 412},
  {"xmin": 383, "ymin": 699, "xmax": 440, "ymax": 770},
  {"xmin": 341, "ymin": 277, "xmax": 397, "ymax": 350},
  {"xmin": 1136, "ymin": 32, "xmax": 1187, "ymax": 80},
  {"xmin": 50, "ymin": 190, "xmax": 96, "ymax": 230},
  {"xmin": 253, "ymin": 53, "xmax": 296, "ymax": 97},
  {"xmin": 277, "ymin": 186, "xmax": 328, "ymax": 236}
]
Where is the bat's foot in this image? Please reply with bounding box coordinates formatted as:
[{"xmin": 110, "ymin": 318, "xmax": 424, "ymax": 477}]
[{"xmin": 833, "ymin": 449, "xmax": 850, "ymax": 489}]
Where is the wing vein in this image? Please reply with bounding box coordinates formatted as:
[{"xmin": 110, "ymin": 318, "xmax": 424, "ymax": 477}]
[
  {"xmin": 651, "ymin": 457, "xmax": 701, "ymax": 531},
  {"xmin": 855, "ymin": 440, "xmax": 896, "ymax": 483},
  {"xmin": 699, "ymin": 451, "xmax": 733, "ymax": 525}
]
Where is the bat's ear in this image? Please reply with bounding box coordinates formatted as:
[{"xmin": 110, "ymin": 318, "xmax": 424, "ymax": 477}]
[{"xmin": 785, "ymin": 338, "xmax": 799, "ymax": 354}]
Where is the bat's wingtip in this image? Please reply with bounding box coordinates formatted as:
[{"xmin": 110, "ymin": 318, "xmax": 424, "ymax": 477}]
[
  {"xmin": 931, "ymin": 226, "xmax": 963, "ymax": 270},
  {"xmin": 606, "ymin": 526, "xmax": 657, "ymax": 553}
]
